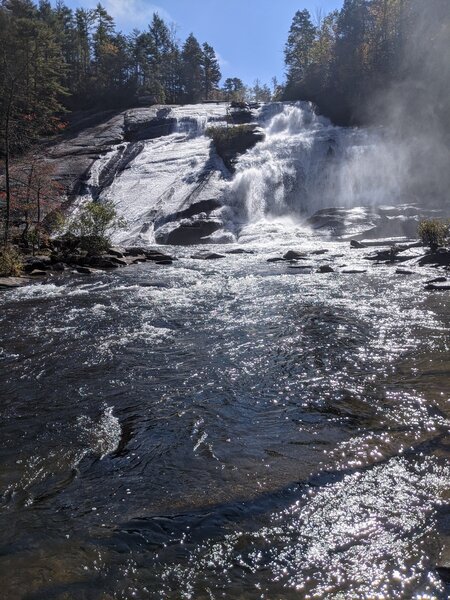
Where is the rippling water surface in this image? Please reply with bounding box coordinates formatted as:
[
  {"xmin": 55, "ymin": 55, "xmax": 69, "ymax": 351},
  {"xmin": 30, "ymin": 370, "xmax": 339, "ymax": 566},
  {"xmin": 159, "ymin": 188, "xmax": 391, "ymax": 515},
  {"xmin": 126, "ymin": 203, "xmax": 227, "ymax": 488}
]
[{"xmin": 1, "ymin": 226, "xmax": 449, "ymax": 599}]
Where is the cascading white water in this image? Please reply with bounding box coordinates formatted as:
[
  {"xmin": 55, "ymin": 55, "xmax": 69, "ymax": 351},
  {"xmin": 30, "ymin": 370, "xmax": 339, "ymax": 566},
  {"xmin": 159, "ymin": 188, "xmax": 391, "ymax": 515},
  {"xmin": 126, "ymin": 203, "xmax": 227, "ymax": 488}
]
[
  {"xmin": 78, "ymin": 101, "xmax": 424, "ymax": 245},
  {"xmin": 227, "ymin": 102, "xmax": 414, "ymax": 224}
]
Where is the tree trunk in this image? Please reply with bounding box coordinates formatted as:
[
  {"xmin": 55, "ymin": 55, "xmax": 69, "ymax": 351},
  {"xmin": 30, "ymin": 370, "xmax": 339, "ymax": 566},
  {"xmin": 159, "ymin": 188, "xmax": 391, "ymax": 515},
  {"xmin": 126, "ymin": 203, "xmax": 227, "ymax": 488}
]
[
  {"xmin": 3, "ymin": 85, "xmax": 14, "ymax": 247},
  {"xmin": 4, "ymin": 107, "xmax": 11, "ymax": 247}
]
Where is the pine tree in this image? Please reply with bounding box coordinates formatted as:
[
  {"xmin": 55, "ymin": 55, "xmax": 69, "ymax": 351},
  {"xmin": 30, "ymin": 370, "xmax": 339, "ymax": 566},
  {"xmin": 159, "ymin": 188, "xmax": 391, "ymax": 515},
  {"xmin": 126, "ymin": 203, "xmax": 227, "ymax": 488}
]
[
  {"xmin": 201, "ymin": 42, "xmax": 221, "ymax": 100},
  {"xmin": 284, "ymin": 9, "xmax": 316, "ymax": 93},
  {"xmin": 182, "ymin": 33, "xmax": 204, "ymax": 103}
]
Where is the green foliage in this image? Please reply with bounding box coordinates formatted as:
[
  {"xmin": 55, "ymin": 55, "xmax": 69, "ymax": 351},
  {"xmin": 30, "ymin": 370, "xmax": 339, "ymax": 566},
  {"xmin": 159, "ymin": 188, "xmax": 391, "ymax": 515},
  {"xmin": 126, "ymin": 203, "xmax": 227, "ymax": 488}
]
[
  {"xmin": 283, "ymin": 0, "xmax": 450, "ymax": 126},
  {"xmin": 69, "ymin": 201, "xmax": 125, "ymax": 255},
  {"xmin": 182, "ymin": 33, "xmax": 204, "ymax": 103},
  {"xmin": 0, "ymin": 0, "xmax": 224, "ymax": 115},
  {"xmin": 0, "ymin": 245, "xmax": 23, "ymax": 277},
  {"xmin": 418, "ymin": 219, "xmax": 450, "ymax": 251},
  {"xmin": 206, "ymin": 125, "xmax": 255, "ymax": 146},
  {"xmin": 222, "ymin": 78, "xmax": 246, "ymax": 102},
  {"xmin": 202, "ymin": 42, "xmax": 221, "ymax": 101}
]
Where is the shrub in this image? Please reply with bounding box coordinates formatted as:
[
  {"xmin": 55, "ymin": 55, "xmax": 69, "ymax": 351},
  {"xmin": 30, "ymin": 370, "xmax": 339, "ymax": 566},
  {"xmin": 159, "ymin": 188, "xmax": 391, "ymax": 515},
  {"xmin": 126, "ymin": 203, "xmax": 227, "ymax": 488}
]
[
  {"xmin": 0, "ymin": 246, "xmax": 23, "ymax": 277},
  {"xmin": 206, "ymin": 124, "xmax": 255, "ymax": 147},
  {"xmin": 418, "ymin": 218, "xmax": 450, "ymax": 252},
  {"xmin": 69, "ymin": 201, "xmax": 125, "ymax": 255}
]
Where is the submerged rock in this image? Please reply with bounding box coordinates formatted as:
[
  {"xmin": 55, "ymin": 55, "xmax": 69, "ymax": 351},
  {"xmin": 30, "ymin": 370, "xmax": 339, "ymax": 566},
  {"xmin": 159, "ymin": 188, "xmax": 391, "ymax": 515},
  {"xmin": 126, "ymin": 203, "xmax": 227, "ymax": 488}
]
[
  {"xmin": 191, "ymin": 252, "xmax": 226, "ymax": 260},
  {"xmin": 225, "ymin": 248, "xmax": 254, "ymax": 255},
  {"xmin": 425, "ymin": 282, "xmax": 450, "ymax": 291},
  {"xmin": 283, "ymin": 250, "xmax": 307, "ymax": 260},
  {"xmin": 317, "ymin": 265, "xmax": 335, "ymax": 273},
  {"xmin": 76, "ymin": 266, "xmax": 95, "ymax": 274}
]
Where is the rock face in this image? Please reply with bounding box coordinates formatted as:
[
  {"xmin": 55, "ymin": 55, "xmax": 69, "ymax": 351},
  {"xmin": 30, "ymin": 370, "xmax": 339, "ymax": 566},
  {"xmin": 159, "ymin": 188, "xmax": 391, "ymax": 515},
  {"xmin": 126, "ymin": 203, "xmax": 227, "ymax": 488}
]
[
  {"xmin": 123, "ymin": 107, "xmax": 178, "ymax": 142},
  {"xmin": 208, "ymin": 125, "xmax": 265, "ymax": 172},
  {"xmin": 155, "ymin": 218, "xmax": 222, "ymax": 245}
]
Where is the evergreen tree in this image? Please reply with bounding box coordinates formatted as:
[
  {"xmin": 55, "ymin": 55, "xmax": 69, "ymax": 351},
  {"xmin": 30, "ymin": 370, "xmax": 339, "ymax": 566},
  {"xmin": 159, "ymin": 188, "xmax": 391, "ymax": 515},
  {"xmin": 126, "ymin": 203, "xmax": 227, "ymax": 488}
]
[
  {"xmin": 182, "ymin": 33, "xmax": 203, "ymax": 103},
  {"xmin": 201, "ymin": 42, "xmax": 221, "ymax": 100},
  {"xmin": 222, "ymin": 77, "xmax": 246, "ymax": 102},
  {"xmin": 284, "ymin": 9, "xmax": 316, "ymax": 96}
]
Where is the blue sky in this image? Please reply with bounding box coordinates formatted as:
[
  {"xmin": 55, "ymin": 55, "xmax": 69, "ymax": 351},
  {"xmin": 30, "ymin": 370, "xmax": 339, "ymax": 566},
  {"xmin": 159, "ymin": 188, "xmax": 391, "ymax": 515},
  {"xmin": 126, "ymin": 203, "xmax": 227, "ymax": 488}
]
[{"xmin": 59, "ymin": 0, "xmax": 343, "ymax": 84}]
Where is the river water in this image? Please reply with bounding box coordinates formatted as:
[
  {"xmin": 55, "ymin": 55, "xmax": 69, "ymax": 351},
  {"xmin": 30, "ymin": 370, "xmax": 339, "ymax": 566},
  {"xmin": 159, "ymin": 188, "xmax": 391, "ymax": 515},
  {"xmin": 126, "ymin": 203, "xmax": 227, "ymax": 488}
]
[
  {"xmin": 1, "ymin": 224, "xmax": 449, "ymax": 599},
  {"xmin": 1, "ymin": 102, "xmax": 450, "ymax": 598}
]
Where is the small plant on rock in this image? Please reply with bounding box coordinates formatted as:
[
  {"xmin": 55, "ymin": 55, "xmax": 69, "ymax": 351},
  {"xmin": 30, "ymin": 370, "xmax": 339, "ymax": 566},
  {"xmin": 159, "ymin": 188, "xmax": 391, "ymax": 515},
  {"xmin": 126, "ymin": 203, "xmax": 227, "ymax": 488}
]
[
  {"xmin": 418, "ymin": 219, "xmax": 450, "ymax": 252},
  {"xmin": 0, "ymin": 246, "xmax": 23, "ymax": 277},
  {"xmin": 69, "ymin": 201, "xmax": 125, "ymax": 255}
]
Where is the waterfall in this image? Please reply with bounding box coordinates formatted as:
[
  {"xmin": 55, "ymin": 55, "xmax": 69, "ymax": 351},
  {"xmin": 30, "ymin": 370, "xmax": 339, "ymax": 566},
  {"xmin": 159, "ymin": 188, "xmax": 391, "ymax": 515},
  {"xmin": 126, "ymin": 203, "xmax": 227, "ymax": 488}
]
[
  {"xmin": 74, "ymin": 101, "xmax": 429, "ymax": 246},
  {"xmin": 227, "ymin": 102, "xmax": 412, "ymax": 224}
]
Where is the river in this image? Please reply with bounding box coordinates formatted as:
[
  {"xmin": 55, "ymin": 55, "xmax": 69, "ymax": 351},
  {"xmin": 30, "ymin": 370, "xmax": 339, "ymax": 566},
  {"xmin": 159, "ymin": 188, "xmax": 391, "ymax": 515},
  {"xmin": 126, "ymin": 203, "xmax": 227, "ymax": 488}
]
[{"xmin": 0, "ymin": 103, "xmax": 449, "ymax": 599}]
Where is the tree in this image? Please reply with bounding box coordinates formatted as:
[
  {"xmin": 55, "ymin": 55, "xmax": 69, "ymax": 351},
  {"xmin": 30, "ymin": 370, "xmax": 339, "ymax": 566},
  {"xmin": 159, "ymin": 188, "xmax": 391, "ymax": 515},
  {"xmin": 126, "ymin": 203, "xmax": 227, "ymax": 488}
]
[
  {"xmin": 222, "ymin": 77, "xmax": 246, "ymax": 102},
  {"xmin": 69, "ymin": 200, "xmax": 124, "ymax": 254},
  {"xmin": 9, "ymin": 156, "xmax": 63, "ymax": 250},
  {"xmin": 0, "ymin": 1, "xmax": 67, "ymax": 244},
  {"xmin": 201, "ymin": 42, "xmax": 221, "ymax": 100},
  {"xmin": 284, "ymin": 9, "xmax": 316, "ymax": 96},
  {"xmin": 249, "ymin": 79, "xmax": 272, "ymax": 102},
  {"xmin": 181, "ymin": 33, "xmax": 204, "ymax": 103}
]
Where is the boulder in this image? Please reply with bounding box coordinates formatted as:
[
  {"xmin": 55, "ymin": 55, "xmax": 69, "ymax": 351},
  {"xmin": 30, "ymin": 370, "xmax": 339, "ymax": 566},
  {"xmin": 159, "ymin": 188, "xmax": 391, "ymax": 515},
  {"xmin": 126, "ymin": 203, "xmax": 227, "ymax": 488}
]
[
  {"xmin": 425, "ymin": 277, "xmax": 447, "ymax": 284},
  {"xmin": 267, "ymin": 257, "xmax": 286, "ymax": 263},
  {"xmin": 283, "ymin": 250, "xmax": 307, "ymax": 261},
  {"xmin": 124, "ymin": 246, "xmax": 149, "ymax": 257},
  {"xmin": 23, "ymin": 255, "xmax": 52, "ymax": 272},
  {"xmin": 419, "ymin": 248, "xmax": 450, "ymax": 267},
  {"xmin": 108, "ymin": 247, "xmax": 126, "ymax": 258},
  {"xmin": 155, "ymin": 219, "xmax": 222, "ymax": 245},
  {"xmin": 365, "ymin": 247, "xmax": 410, "ymax": 263},
  {"xmin": 341, "ymin": 269, "xmax": 367, "ymax": 274},
  {"xmin": 76, "ymin": 266, "xmax": 95, "ymax": 274},
  {"xmin": 225, "ymin": 248, "xmax": 254, "ymax": 255},
  {"xmin": 86, "ymin": 257, "xmax": 119, "ymax": 269},
  {"xmin": 395, "ymin": 268, "xmax": 415, "ymax": 275},
  {"xmin": 191, "ymin": 252, "xmax": 225, "ymax": 260},
  {"xmin": 155, "ymin": 260, "xmax": 173, "ymax": 265},
  {"xmin": 0, "ymin": 277, "xmax": 31, "ymax": 289},
  {"xmin": 29, "ymin": 269, "xmax": 48, "ymax": 277},
  {"xmin": 425, "ymin": 282, "xmax": 450, "ymax": 291},
  {"xmin": 52, "ymin": 262, "xmax": 66, "ymax": 272},
  {"xmin": 102, "ymin": 255, "xmax": 128, "ymax": 267},
  {"xmin": 288, "ymin": 264, "xmax": 313, "ymax": 270},
  {"xmin": 350, "ymin": 240, "xmax": 366, "ymax": 248},
  {"xmin": 317, "ymin": 265, "xmax": 335, "ymax": 273},
  {"xmin": 144, "ymin": 250, "xmax": 174, "ymax": 261}
]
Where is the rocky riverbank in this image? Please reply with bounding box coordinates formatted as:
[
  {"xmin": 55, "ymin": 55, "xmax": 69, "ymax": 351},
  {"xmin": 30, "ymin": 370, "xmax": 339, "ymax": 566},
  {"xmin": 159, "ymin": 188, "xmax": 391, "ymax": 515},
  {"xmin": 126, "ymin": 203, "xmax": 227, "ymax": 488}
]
[{"xmin": 2, "ymin": 235, "xmax": 449, "ymax": 291}]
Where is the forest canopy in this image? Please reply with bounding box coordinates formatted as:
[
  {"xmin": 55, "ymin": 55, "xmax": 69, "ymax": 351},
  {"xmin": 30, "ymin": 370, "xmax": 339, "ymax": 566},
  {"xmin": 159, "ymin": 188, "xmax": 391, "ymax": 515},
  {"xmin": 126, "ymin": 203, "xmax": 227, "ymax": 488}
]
[{"xmin": 283, "ymin": 0, "xmax": 450, "ymax": 126}]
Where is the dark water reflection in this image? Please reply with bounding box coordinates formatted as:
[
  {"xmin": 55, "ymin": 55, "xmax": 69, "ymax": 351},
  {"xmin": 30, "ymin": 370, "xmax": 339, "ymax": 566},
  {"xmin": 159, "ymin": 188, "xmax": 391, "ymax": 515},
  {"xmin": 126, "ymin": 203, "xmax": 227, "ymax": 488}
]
[{"xmin": 0, "ymin": 235, "xmax": 449, "ymax": 599}]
